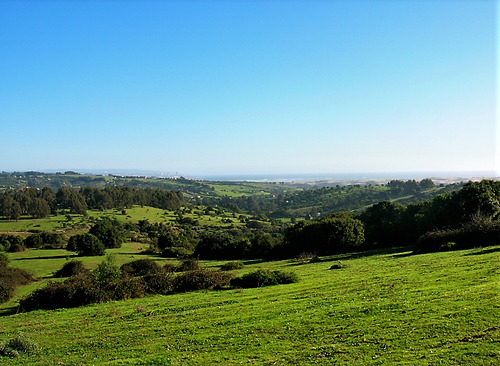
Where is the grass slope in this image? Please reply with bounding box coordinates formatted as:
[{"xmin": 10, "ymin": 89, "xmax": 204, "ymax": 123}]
[{"xmin": 1, "ymin": 246, "xmax": 499, "ymax": 365}]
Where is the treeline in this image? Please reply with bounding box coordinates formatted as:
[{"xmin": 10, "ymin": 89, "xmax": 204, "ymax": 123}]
[
  {"xmin": 0, "ymin": 186, "xmax": 184, "ymax": 219},
  {"xmin": 2, "ymin": 180, "xmax": 498, "ymax": 261},
  {"xmin": 202, "ymin": 179, "xmax": 463, "ymax": 219},
  {"xmin": 361, "ymin": 179, "xmax": 500, "ymax": 253}
]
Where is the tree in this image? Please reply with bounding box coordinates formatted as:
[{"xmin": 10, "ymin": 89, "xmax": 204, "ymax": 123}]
[
  {"xmin": 67, "ymin": 233, "xmax": 105, "ymax": 256},
  {"xmin": 0, "ymin": 194, "xmax": 21, "ymax": 221},
  {"xmin": 28, "ymin": 198, "xmax": 51, "ymax": 219},
  {"xmin": 283, "ymin": 212, "xmax": 365, "ymax": 256},
  {"xmin": 89, "ymin": 220, "xmax": 124, "ymax": 249},
  {"xmin": 23, "ymin": 234, "xmax": 43, "ymax": 249},
  {"xmin": 56, "ymin": 187, "xmax": 87, "ymax": 214}
]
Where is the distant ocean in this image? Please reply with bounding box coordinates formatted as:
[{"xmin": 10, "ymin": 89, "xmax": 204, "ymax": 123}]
[
  {"xmin": 40, "ymin": 169, "xmax": 497, "ymax": 182},
  {"xmin": 190, "ymin": 171, "xmax": 497, "ymax": 183}
]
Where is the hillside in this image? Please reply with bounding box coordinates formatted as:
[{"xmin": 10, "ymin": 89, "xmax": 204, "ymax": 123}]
[{"xmin": 1, "ymin": 245, "xmax": 498, "ymax": 365}]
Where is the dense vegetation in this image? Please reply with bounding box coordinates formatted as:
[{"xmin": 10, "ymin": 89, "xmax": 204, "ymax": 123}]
[{"xmin": 0, "ymin": 185, "xmax": 183, "ymax": 220}]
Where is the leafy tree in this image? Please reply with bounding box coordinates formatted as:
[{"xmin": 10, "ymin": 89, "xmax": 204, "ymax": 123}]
[
  {"xmin": 67, "ymin": 233, "xmax": 105, "ymax": 256},
  {"xmin": 23, "ymin": 234, "xmax": 43, "ymax": 249},
  {"xmin": 56, "ymin": 187, "xmax": 87, "ymax": 214},
  {"xmin": 283, "ymin": 212, "xmax": 364, "ymax": 257},
  {"xmin": 360, "ymin": 201, "xmax": 407, "ymax": 247},
  {"xmin": 0, "ymin": 195, "xmax": 21, "ymax": 221},
  {"xmin": 89, "ymin": 220, "xmax": 124, "ymax": 249},
  {"xmin": 28, "ymin": 198, "xmax": 50, "ymax": 218}
]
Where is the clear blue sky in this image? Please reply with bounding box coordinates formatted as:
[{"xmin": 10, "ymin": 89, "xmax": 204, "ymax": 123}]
[{"xmin": 1, "ymin": 1, "xmax": 497, "ymax": 177}]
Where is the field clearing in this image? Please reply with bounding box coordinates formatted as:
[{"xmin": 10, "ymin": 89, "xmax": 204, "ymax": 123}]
[
  {"xmin": 1, "ymin": 245, "xmax": 498, "ymax": 365},
  {"xmin": 0, "ymin": 205, "xmax": 253, "ymax": 235}
]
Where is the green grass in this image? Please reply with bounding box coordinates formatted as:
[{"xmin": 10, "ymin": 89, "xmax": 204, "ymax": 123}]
[
  {"xmin": 1, "ymin": 245, "xmax": 498, "ymax": 365},
  {"xmin": 0, "ymin": 205, "xmax": 255, "ymax": 234}
]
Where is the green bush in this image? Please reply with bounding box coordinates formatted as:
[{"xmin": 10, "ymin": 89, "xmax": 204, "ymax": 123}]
[
  {"xmin": 23, "ymin": 234, "xmax": 43, "ymax": 249},
  {"xmin": 53, "ymin": 260, "xmax": 89, "ymax": 278},
  {"xmin": 231, "ymin": 269, "xmax": 299, "ymax": 288},
  {"xmin": 415, "ymin": 220, "xmax": 500, "ymax": 253},
  {"xmin": 111, "ymin": 277, "xmax": 146, "ymax": 300},
  {"xmin": 18, "ymin": 273, "xmax": 100, "ymax": 311},
  {"xmin": 121, "ymin": 258, "xmax": 161, "ymax": 277},
  {"xmin": 161, "ymin": 246, "xmax": 193, "ymax": 259},
  {"xmin": 176, "ymin": 258, "xmax": 201, "ymax": 272},
  {"xmin": 172, "ymin": 270, "xmax": 233, "ymax": 293},
  {"xmin": 220, "ymin": 261, "xmax": 244, "ymax": 271},
  {"xmin": 0, "ymin": 332, "xmax": 38, "ymax": 357},
  {"xmin": 0, "ymin": 263, "xmax": 35, "ymax": 304},
  {"xmin": 143, "ymin": 269, "xmax": 174, "ymax": 294},
  {"xmin": 0, "ymin": 252, "xmax": 9, "ymax": 264},
  {"xmin": 7, "ymin": 244, "xmax": 26, "ymax": 253}
]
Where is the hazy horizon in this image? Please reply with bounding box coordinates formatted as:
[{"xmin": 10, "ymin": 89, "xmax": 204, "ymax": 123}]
[
  {"xmin": 3, "ymin": 169, "xmax": 497, "ymax": 183},
  {"xmin": 1, "ymin": 2, "xmax": 497, "ymax": 175}
]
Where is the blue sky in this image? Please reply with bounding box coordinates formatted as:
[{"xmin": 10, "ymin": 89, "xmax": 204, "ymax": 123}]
[{"xmin": 0, "ymin": 1, "xmax": 497, "ymax": 177}]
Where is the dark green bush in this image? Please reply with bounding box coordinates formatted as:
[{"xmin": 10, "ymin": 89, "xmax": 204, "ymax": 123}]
[
  {"xmin": 121, "ymin": 258, "xmax": 161, "ymax": 277},
  {"xmin": 53, "ymin": 260, "xmax": 89, "ymax": 278},
  {"xmin": 23, "ymin": 234, "xmax": 43, "ymax": 249},
  {"xmin": 161, "ymin": 246, "xmax": 193, "ymax": 259},
  {"xmin": 176, "ymin": 258, "xmax": 201, "ymax": 272},
  {"xmin": 7, "ymin": 244, "xmax": 26, "ymax": 253},
  {"xmin": 220, "ymin": 261, "xmax": 244, "ymax": 271},
  {"xmin": 230, "ymin": 269, "xmax": 298, "ymax": 288},
  {"xmin": 0, "ymin": 263, "xmax": 35, "ymax": 304},
  {"xmin": 111, "ymin": 277, "xmax": 146, "ymax": 300},
  {"xmin": 0, "ymin": 252, "xmax": 9, "ymax": 264},
  {"xmin": 18, "ymin": 273, "xmax": 100, "ymax": 311},
  {"xmin": 172, "ymin": 270, "xmax": 233, "ymax": 293},
  {"xmin": 415, "ymin": 220, "xmax": 500, "ymax": 253},
  {"xmin": 143, "ymin": 269, "xmax": 174, "ymax": 294}
]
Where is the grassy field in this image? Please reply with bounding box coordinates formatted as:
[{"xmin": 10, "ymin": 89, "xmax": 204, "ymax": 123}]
[
  {"xmin": 1, "ymin": 244, "xmax": 498, "ymax": 365},
  {"xmin": 0, "ymin": 205, "xmax": 254, "ymax": 234}
]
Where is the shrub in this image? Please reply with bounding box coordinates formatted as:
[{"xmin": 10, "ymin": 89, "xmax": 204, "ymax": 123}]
[
  {"xmin": 111, "ymin": 277, "xmax": 146, "ymax": 300},
  {"xmin": 230, "ymin": 269, "xmax": 299, "ymax": 288},
  {"xmin": 0, "ymin": 263, "xmax": 36, "ymax": 304},
  {"xmin": 23, "ymin": 234, "xmax": 43, "ymax": 249},
  {"xmin": 0, "ymin": 332, "xmax": 38, "ymax": 357},
  {"xmin": 172, "ymin": 270, "xmax": 233, "ymax": 293},
  {"xmin": 415, "ymin": 220, "xmax": 500, "ymax": 253},
  {"xmin": 0, "ymin": 252, "xmax": 9, "ymax": 264},
  {"xmin": 161, "ymin": 246, "xmax": 193, "ymax": 259},
  {"xmin": 176, "ymin": 258, "xmax": 201, "ymax": 272},
  {"xmin": 143, "ymin": 269, "xmax": 174, "ymax": 294},
  {"xmin": 53, "ymin": 260, "xmax": 89, "ymax": 278},
  {"xmin": 121, "ymin": 258, "xmax": 161, "ymax": 277},
  {"xmin": 294, "ymin": 252, "xmax": 319, "ymax": 265},
  {"xmin": 93, "ymin": 254, "xmax": 121, "ymax": 286},
  {"xmin": 8, "ymin": 244, "xmax": 26, "ymax": 253},
  {"xmin": 220, "ymin": 261, "xmax": 244, "ymax": 271},
  {"xmin": 18, "ymin": 273, "xmax": 100, "ymax": 311}
]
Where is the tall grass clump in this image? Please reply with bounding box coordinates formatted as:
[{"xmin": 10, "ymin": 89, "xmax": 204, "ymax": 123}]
[{"xmin": 0, "ymin": 332, "xmax": 38, "ymax": 358}]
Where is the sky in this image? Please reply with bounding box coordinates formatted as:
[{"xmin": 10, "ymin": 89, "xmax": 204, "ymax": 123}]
[{"xmin": 0, "ymin": 1, "xmax": 497, "ymax": 177}]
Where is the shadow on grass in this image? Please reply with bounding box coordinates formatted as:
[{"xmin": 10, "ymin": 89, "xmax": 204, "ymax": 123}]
[
  {"xmin": 15, "ymin": 254, "xmax": 78, "ymax": 261},
  {"xmin": 463, "ymin": 246, "xmax": 500, "ymax": 256},
  {"xmin": 0, "ymin": 306, "xmax": 19, "ymax": 317},
  {"xmin": 285, "ymin": 246, "xmax": 415, "ymax": 266}
]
